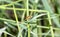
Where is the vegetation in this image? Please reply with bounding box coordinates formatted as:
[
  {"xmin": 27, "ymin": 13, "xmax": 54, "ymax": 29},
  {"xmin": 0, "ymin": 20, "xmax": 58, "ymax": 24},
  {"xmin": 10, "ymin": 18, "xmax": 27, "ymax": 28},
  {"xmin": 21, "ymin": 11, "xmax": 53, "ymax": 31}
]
[{"xmin": 0, "ymin": 0, "xmax": 60, "ymax": 37}]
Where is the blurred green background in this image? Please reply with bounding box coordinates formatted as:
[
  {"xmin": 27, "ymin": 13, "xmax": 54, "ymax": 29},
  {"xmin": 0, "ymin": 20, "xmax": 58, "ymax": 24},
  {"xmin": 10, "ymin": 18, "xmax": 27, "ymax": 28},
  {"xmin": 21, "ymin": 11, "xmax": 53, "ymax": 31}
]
[{"xmin": 0, "ymin": 0, "xmax": 60, "ymax": 37}]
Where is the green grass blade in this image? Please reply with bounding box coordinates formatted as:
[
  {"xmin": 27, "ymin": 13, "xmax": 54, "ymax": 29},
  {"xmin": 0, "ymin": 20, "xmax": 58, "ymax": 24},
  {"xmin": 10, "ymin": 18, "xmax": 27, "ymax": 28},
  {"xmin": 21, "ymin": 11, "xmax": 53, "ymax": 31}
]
[{"xmin": 42, "ymin": 0, "xmax": 60, "ymax": 27}]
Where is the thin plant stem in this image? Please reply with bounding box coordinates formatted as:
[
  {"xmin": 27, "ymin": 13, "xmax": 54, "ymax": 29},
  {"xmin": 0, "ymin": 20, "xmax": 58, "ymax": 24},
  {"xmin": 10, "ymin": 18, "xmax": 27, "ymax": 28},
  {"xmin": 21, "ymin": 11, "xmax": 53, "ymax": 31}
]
[
  {"xmin": 13, "ymin": 4, "xmax": 22, "ymax": 37},
  {"xmin": 37, "ymin": 20, "xmax": 42, "ymax": 37},
  {"xmin": 26, "ymin": 0, "xmax": 30, "ymax": 37},
  {"xmin": 47, "ymin": 12, "xmax": 54, "ymax": 37}
]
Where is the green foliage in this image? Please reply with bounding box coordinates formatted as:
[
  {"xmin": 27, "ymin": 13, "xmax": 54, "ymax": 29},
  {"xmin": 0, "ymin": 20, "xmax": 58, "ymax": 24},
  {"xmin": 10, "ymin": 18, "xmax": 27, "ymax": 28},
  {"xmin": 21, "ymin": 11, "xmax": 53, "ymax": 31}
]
[{"xmin": 0, "ymin": 0, "xmax": 60, "ymax": 37}]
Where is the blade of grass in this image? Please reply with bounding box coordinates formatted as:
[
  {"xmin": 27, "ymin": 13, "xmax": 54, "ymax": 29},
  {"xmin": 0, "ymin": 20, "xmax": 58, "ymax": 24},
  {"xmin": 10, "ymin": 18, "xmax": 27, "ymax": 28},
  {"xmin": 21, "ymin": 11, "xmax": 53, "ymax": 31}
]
[
  {"xmin": 44, "ymin": 30, "xmax": 51, "ymax": 37},
  {"xmin": 0, "ymin": 27, "xmax": 6, "ymax": 37},
  {"xmin": 4, "ymin": 31, "xmax": 16, "ymax": 37},
  {"xmin": 42, "ymin": 0, "xmax": 60, "ymax": 28},
  {"xmin": 13, "ymin": 4, "xmax": 22, "ymax": 37},
  {"xmin": 37, "ymin": 20, "xmax": 42, "ymax": 37},
  {"xmin": 47, "ymin": 12, "xmax": 54, "ymax": 37},
  {"xmin": 26, "ymin": 0, "xmax": 31, "ymax": 37},
  {"xmin": 0, "ymin": 0, "xmax": 22, "ymax": 7},
  {"xmin": 13, "ymin": 4, "xmax": 20, "ymax": 31},
  {"xmin": 4, "ymin": 21, "xmax": 17, "ymax": 29}
]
